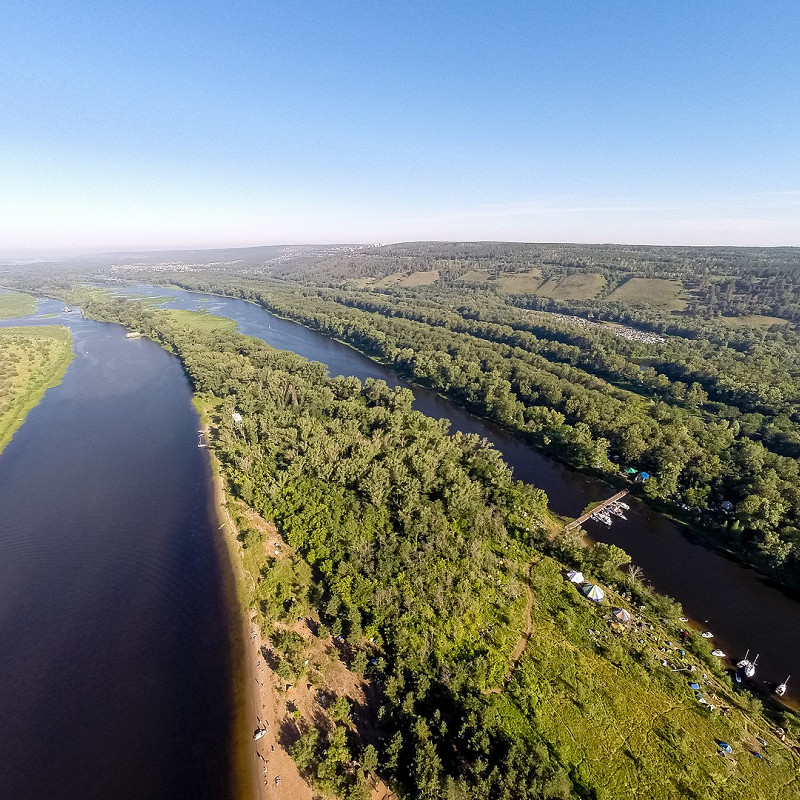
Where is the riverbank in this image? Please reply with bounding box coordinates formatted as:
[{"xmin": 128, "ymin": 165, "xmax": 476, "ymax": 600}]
[
  {"xmin": 196, "ymin": 399, "xmax": 313, "ymax": 800},
  {"xmin": 0, "ymin": 325, "xmax": 74, "ymax": 455}
]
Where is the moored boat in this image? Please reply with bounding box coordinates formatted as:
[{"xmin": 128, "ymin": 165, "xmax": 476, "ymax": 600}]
[
  {"xmin": 775, "ymin": 676, "xmax": 790, "ymax": 697},
  {"xmin": 736, "ymin": 650, "xmax": 758, "ymax": 679}
]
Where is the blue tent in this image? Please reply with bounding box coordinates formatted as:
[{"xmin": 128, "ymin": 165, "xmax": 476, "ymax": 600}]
[
  {"xmin": 689, "ymin": 682, "xmax": 700, "ymax": 691},
  {"xmin": 637, "ymin": 471, "xmax": 651, "ymax": 482},
  {"xmin": 719, "ymin": 742, "xmax": 733, "ymax": 754}
]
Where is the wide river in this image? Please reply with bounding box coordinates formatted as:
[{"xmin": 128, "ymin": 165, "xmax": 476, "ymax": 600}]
[
  {"xmin": 0, "ymin": 297, "xmax": 242, "ymax": 799},
  {"xmin": 121, "ymin": 284, "xmax": 800, "ymax": 703},
  {"xmin": 2, "ymin": 282, "xmax": 798, "ymax": 798}
]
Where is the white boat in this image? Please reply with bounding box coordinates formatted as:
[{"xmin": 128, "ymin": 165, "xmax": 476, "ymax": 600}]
[
  {"xmin": 711, "ymin": 649, "xmax": 727, "ymax": 658},
  {"xmin": 592, "ymin": 512, "xmax": 612, "ymax": 526},
  {"xmin": 616, "ymin": 501, "xmax": 630, "ymax": 510},
  {"xmin": 775, "ymin": 676, "xmax": 790, "ymax": 697},
  {"xmin": 701, "ymin": 631, "xmax": 714, "ymax": 639},
  {"xmin": 253, "ymin": 727, "xmax": 268, "ymax": 741},
  {"xmin": 736, "ymin": 650, "xmax": 758, "ymax": 678},
  {"xmin": 608, "ymin": 507, "xmax": 627, "ymax": 519}
]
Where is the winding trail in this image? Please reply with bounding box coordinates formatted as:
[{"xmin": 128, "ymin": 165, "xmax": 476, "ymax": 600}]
[{"xmin": 483, "ymin": 560, "xmax": 536, "ymax": 695}]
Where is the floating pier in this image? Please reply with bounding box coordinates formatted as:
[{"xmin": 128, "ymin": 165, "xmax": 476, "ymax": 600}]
[{"xmin": 565, "ymin": 490, "xmax": 630, "ymax": 531}]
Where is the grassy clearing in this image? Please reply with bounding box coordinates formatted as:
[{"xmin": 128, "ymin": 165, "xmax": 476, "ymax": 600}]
[
  {"xmin": 718, "ymin": 315, "xmax": 791, "ymax": 329},
  {"xmin": 347, "ymin": 277, "xmax": 376, "ymax": 289},
  {"xmin": 497, "ymin": 269, "xmax": 543, "ymax": 293},
  {"xmin": 608, "ymin": 278, "xmax": 687, "ymax": 311},
  {"xmin": 502, "ymin": 557, "xmax": 799, "ymax": 800},
  {"xmin": 458, "ymin": 268, "xmax": 491, "ymax": 283},
  {"xmin": 536, "ymin": 272, "xmax": 606, "ymax": 300},
  {"xmin": 372, "ymin": 273, "xmax": 404, "ymax": 288},
  {"xmin": 0, "ymin": 326, "xmax": 73, "ymax": 454},
  {"xmin": 396, "ymin": 269, "xmax": 440, "ymax": 287},
  {"xmin": 0, "ymin": 290, "xmax": 36, "ymax": 319},
  {"xmin": 161, "ymin": 308, "xmax": 238, "ymax": 332}
]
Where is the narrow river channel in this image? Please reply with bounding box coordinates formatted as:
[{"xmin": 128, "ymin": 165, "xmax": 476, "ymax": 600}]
[
  {"xmin": 0, "ymin": 298, "xmax": 241, "ymax": 799},
  {"xmin": 119, "ymin": 284, "xmax": 800, "ymax": 703}
]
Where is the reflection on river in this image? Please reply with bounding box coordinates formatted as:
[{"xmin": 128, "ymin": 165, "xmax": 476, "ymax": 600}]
[
  {"xmin": 0, "ymin": 298, "xmax": 239, "ymax": 799},
  {"xmin": 119, "ymin": 284, "xmax": 800, "ymax": 702}
]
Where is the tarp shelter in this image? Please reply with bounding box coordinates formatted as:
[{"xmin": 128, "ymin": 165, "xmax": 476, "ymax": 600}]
[
  {"xmin": 624, "ymin": 467, "xmax": 638, "ymax": 475},
  {"xmin": 566, "ymin": 570, "xmax": 584, "ymax": 583},
  {"xmin": 581, "ymin": 583, "xmax": 605, "ymax": 602},
  {"xmin": 637, "ymin": 471, "xmax": 651, "ymax": 482},
  {"xmin": 612, "ymin": 608, "xmax": 631, "ymax": 623}
]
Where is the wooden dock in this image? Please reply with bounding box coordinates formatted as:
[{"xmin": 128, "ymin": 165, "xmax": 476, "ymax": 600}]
[{"xmin": 565, "ymin": 489, "xmax": 629, "ymax": 531}]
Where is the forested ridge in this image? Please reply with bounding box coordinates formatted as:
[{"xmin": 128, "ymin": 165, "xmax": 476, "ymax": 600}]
[
  {"xmin": 265, "ymin": 242, "xmax": 800, "ymax": 322},
  {"xmin": 76, "ymin": 295, "xmax": 799, "ymax": 800}
]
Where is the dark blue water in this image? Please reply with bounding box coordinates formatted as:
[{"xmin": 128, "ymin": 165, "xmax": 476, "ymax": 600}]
[
  {"xmin": 0, "ymin": 298, "xmax": 241, "ymax": 799},
  {"xmin": 113, "ymin": 284, "xmax": 800, "ymax": 702}
]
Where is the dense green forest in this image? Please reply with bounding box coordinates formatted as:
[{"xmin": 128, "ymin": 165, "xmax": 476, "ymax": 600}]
[
  {"xmin": 134, "ymin": 274, "xmax": 799, "ymax": 590},
  {"xmin": 76, "ymin": 294, "xmax": 799, "ymax": 800},
  {"xmin": 6, "ymin": 242, "xmax": 800, "ymax": 587}
]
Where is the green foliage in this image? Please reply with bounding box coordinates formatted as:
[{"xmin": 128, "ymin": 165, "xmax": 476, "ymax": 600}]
[
  {"xmin": 0, "ymin": 290, "xmax": 36, "ymax": 319},
  {"xmin": 0, "ymin": 326, "xmax": 74, "ymax": 454},
  {"xmin": 165, "ymin": 274, "xmax": 800, "ymax": 589},
  {"xmin": 81, "ymin": 293, "xmax": 800, "ymax": 800}
]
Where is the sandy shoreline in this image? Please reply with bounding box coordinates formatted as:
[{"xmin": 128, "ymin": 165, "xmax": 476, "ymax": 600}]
[{"xmin": 204, "ymin": 421, "xmax": 312, "ymax": 800}]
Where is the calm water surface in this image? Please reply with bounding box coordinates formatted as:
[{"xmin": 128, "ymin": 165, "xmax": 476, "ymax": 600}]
[
  {"xmin": 118, "ymin": 284, "xmax": 800, "ymax": 702},
  {"xmin": 0, "ymin": 298, "xmax": 239, "ymax": 799}
]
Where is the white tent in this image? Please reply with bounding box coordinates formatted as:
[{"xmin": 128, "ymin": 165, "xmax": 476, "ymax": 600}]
[
  {"xmin": 581, "ymin": 583, "xmax": 605, "ymax": 602},
  {"xmin": 612, "ymin": 607, "xmax": 631, "ymax": 623},
  {"xmin": 566, "ymin": 570, "xmax": 584, "ymax": 584}
]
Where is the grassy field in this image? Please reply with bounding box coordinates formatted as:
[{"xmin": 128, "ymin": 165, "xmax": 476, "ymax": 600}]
[
  {"xmin": 372, "ymin": 273, "xmax": 404, "ymax": 288},
  {"xmin": 396, "ymin": 269, "xmax": 440, "ymax": 287},
  {"xmin": 0, "ymin": 326, "xmax": 74, "ymax": 454},
  {"xmin": 608, "ymin": 278, "xmax": 687, "ymax": 311},
  {"xmin": 718, "ymin": 315, "xmax": 791, "ymax": 329},
  {"xmin": 161, "ymin": 308, "xmax": 238, "ymax": 332},
  {"xmin": 499, "ymin": 557, "xmax": 799, "ymax": 800},
  {"xmin": 0, "ymin": 290, "xmax": 36, "ymax": 319},
  {"xmin": 535, "ymin": 272, "xmax": 606, "ymax": 300},
  {"xmin": 458, "ymin": 268, "xmax": 491, "ymax": 283},
  {"xmin": 497, "ymin": 269, "xmax": 543, "ymax": 293}
]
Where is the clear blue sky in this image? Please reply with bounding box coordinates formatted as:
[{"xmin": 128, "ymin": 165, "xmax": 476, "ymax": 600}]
[{"xmin": 1, "ymin": 1, "xmax": 798, "ymax": 254}]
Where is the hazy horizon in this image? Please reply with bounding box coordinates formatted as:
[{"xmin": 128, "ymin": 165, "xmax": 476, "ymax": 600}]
[{"xmin": 2, "ymin": 2, "xmax": 798, "ymax": 252}]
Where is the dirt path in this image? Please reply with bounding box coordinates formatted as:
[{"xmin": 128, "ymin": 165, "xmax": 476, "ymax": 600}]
[{"xmin": 483, "ymin": 561, "xmax": 535, "ymax": 695}]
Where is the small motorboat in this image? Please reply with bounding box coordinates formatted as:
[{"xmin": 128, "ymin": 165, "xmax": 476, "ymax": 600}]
[
  {"xmin": 253, "ymin": 727, "xmax": 268, "ymax": 741},
  {"xmin": 608, "ymin": 506, "xmax": 627, "ymax": 519},
  {"xmin": 701, "ymin": 631, "xmax": 714, "ymax": 639},
  {"xmin": 592, "ymin": 511, "xmax": 612, "ymax": 526},
  {"xmin": 711, "ymin": 649, "xmax": 727, "ymax": 658},
  {"xmin": 775, "ymin": 676, "xmax": 790, "ymax": 697}
]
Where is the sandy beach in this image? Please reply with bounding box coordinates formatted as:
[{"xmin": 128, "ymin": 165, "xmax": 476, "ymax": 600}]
[{"xmin": 205, "ymin": 426, "xmax": 312, "ymax": 800}]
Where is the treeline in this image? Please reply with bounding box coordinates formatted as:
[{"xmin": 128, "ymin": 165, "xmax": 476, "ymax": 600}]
[
  {"xmin": 84, "ymin": 296, "xmax": 573, "ymax": 800},
  {"xmin": 164, "ymin": 278, "xmax": 800, "ymax": 587}
]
